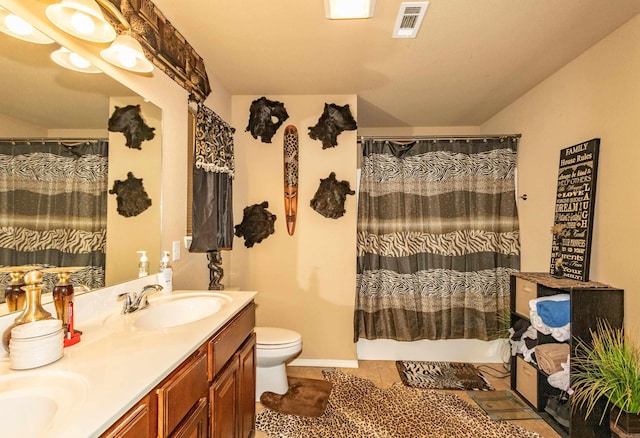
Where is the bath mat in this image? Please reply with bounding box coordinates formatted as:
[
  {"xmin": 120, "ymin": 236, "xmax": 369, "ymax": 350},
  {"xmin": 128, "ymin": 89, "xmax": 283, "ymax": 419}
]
[
  {"xmin": 468, "ymin": 390, "xmax": 541, "ymax": 421},
  {"xmin": 395, "ymin": 361, "xmax": 495, "ymax": 391},
  {"xmin": 255, "ymin": 370, "xmax": 540, "ymax": 438},
  {"xmin": 260, "ymin": 376, "xmax": 333, "ymax": 417}
]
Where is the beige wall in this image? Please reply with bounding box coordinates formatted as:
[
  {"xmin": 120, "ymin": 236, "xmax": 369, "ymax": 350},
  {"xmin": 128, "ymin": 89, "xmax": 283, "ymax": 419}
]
[
  {"xmin": 105, "ymin": 97, "xmax": 162, "ymax": 285},
  {"xmin": 230, "ymin": 95, "xmax": 358, "ymax": 361},
  {"xmin": 482, "ymin": 14, "xmax": 640, "ymax": 334}
]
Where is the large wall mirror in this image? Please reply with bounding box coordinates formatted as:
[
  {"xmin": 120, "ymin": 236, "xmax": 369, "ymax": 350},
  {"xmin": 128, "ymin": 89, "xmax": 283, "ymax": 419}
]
[{"xmin": 0, "ymin": 19, "xmax": 162, "ymax": 315}]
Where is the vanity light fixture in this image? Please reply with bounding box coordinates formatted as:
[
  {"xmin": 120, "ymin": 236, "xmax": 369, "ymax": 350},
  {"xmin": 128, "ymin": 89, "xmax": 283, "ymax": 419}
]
[
  {"xmin": 100, "ymin": 31, "xmax": 154, "ymax": 73},
  {"xmin": 46, "ymin": 0, "xmax": 153, "ymax": 73},
  {"xmin": 51, "ymin": 46, "xmax": 102, "ymax": 73},
  {"xmin": 0, "ymin": 6, "xmax": 54, "ymax": 44},
  {"xmin": 324, "ymin": 0, "xmax": 376, "ymax": 19},
  {"xmin": 45, "ymin": 0, "xmax": 116, "ymax": 43}
]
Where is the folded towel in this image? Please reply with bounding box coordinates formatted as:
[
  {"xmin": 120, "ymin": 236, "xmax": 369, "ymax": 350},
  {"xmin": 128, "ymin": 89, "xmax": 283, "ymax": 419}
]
[
  {"xmin": 536, "ymin": 343, "xmax": 570, "ymax": 375},
  {"xmin": 547, "ymin": 355, "xmax": 570, "ymax": 391},
  {"xmin": 537, "ymin": 299, "xmax": 570, "ymax": 327},
  {"xmin": 529, "ymin": 294, "xmax": 570, "ymax": 312},
  {"xmin": 530, "ymin": 309, "xmax": 571, "ymax": 342}
]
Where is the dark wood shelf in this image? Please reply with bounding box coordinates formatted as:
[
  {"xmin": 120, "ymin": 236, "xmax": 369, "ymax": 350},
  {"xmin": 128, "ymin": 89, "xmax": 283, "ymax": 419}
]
[{"xmin": 510, "ymin": 273, "xmax": 623, "ymax": 438}]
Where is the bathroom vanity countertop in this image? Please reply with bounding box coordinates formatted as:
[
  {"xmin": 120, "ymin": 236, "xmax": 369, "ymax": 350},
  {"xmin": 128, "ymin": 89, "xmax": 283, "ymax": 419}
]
[{"xmin": 0, "ymin": 281, "xmax": 257, "ymax": 438}]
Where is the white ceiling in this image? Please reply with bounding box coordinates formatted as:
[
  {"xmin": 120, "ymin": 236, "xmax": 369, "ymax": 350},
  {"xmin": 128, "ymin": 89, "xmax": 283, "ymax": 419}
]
[{"xmin": 150, "ymin": 0, "xmax": 640, "ymax": 128}]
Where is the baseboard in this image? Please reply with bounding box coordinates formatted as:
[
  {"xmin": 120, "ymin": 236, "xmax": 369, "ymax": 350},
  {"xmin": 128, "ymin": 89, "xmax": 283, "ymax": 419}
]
[{"xmin": 288, "ymin": 358, "xmax": 359, "ymax": 368}]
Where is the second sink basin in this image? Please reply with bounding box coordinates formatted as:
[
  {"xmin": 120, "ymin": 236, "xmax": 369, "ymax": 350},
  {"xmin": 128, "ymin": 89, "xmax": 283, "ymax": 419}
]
[
  {"xmin": 105, "ymin": 291, "xmax": 232, "ymax": 331},
  {"xmin": 0, "ymin": 370, "xmax": 90, "ymax": 438}
]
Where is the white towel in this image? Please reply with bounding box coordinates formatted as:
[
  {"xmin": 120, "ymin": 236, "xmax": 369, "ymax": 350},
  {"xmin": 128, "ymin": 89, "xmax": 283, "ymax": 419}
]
[
  {"xmin": 530, "ymin": 309, "xmax": 571, "ymax": 342},
  {"xmin": 547, "ymin": 354, "xmax": 570, "ymax": 391}
]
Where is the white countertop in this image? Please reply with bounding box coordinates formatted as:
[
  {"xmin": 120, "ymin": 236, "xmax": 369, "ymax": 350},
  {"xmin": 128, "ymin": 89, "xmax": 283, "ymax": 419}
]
[{"xmin": 0, "ymin": 276, "xmax": 257, "ymax": 438}]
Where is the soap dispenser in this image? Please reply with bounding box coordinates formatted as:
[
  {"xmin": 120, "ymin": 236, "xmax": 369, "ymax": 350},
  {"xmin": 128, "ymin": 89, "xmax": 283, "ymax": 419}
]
[
  {"xmin": 137, "ymin": 251, "xmax": 149, "ymax": 277},
  {"xmin": 159, "ymin": 251, "xmax": 173, "ymax": 293}
]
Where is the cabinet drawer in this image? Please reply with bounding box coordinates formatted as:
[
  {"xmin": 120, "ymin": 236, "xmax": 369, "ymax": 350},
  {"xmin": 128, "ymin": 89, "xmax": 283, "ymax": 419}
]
[
  {"xmin": 209, "ymin": 302, "xmax": 255, "ymax": 379},
  {"xmin": 157, "ymin": 350, "xmax": 208, "ymax": 437},
  {"xmin": 515, "ymin": 356, "xmax": 538, "ymax": 408},
  {"xmin": 101, "ymin": 394, "xmax": 153, "ymax": 438},
  {"xmin": 515, "ymin": 278, "xmax": 536, "ymax": 317}
]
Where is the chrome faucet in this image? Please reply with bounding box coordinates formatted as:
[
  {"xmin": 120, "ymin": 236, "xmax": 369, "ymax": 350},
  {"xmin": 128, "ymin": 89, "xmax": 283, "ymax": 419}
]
[{"xmin": 118, "ymin": 284, "xmax": 163, "ymax": 314}]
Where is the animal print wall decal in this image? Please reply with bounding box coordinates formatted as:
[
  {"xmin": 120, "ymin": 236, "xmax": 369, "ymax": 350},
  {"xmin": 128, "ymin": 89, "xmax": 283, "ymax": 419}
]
[
  {"xmin": 234, "ymin": 201, "xmax": 277, "ymax": 248},
  {"xmin": 108, "ymin": 104, "xmax": 156, "ymax": 150},
  {"xmin": 283, "ymin": 125, "xmax": 299, "ymax": 235},
  {"xmin": 245, "ymin": 97, "xmax": 289, "ymax": 143},
  {"xmin": 108, "ymin": 172, "xmax": 152, "ymax": 217},
  {"xmin": 310, "ymin": 172, "xmax": 355, "ymax": 219},
  {"xmin": 308, "ymin": 103, "xmax": 357, "ymax": 149}
]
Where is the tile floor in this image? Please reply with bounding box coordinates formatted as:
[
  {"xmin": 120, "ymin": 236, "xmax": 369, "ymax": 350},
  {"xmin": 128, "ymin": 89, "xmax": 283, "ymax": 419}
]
[{"xmin": 255, "ymin": 360, "xmax": 561, "ymax": 438}]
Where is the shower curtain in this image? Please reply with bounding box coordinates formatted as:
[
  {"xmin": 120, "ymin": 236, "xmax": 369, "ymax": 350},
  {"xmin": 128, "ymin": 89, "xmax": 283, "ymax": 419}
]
[
  {"xmin": 354, "ymin": 137, "xmax": 520, "ymax": 341},
  {"xmin": 0, "ymin": 139, "xmax": 108, "ymax": 294}
]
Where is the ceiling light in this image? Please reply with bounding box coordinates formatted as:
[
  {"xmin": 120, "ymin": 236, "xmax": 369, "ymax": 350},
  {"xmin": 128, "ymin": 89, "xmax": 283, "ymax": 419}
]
[
  {"xmin": 51, "ymin": 46, "xmax": 101, "ymax": 73},
  {"xmin": 100, "ymin": 32, "xmax": 153, "ymax": 73},
  {"xmin": 46, "ymin": 0, "xmax": 116, "ymax": 43},
  {"xmin": 325, "ymin": 0, "xmax": 376, "ymax": 19},
  {"xmin": 0, "ymin": 7, "xmax": 55, "ymax": 44}
]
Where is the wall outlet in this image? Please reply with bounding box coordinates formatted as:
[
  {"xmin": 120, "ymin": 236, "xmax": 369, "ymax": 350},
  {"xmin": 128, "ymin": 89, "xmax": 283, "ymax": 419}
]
[{"xmin": 172, "ymin": 240, "xmax": 180, "ymax": 261}]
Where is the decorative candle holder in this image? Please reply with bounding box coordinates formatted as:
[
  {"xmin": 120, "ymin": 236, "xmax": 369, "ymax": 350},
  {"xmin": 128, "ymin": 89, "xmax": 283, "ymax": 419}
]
[
  {"xmin": 2, "ymin": 270, "xmax": 53, "ymax": 351},
  {"xmin": 0, "ymin": 265, "xmax": 39, "ymax": 312}
]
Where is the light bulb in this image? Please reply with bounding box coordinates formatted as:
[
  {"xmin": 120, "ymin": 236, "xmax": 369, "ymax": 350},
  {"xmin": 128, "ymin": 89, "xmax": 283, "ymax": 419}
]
[
  {"xmin": 70, "ymin": 11, "xmax": 95, "ymax": 35},
  {"xmin": 5, "ymin": 14, "xmax": 33, "ymax": 36},
  {"xmin": 117, "ymin": 49, "xmax": 137, "ymax": 69},
  {"xmin": 69, "ymin": 52, "xmax": 91, "ymax": 69}
]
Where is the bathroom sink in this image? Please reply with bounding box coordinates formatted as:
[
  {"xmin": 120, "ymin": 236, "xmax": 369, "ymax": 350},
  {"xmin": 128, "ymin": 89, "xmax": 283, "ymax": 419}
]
[
  {"xmin": 0, "ymin": 370, "xmax": 90, "ymax": 438},
  {"xmin": 105, "ymin": 291, "xmax": 232, "ymax": 331}
]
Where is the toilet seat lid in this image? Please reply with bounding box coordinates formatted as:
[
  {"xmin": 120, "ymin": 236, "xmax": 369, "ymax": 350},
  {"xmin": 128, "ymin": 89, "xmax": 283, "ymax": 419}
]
[{"xmin": 255, "ymin": 327, "xmax": 301, "ymax": 345}]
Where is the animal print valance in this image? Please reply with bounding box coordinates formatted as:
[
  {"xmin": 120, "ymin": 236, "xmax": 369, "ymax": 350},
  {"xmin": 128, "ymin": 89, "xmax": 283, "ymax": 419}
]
[{"xmin": 195, "ymin": 104, "xmax": 235, "ymax": 177}]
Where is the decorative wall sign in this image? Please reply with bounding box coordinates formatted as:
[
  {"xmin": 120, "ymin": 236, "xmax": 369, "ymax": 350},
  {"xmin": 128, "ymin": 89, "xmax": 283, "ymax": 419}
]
[
  {"xmin": 102, "ymin": 0, "xmax": 211, "ymax": 101},
  {"xmin": 283, "ymin": 125, "xmax": 299, "ymax": 235},
  {"xmin": 549, "ymin": 138, "xmax": 600, "ymax": 281}
]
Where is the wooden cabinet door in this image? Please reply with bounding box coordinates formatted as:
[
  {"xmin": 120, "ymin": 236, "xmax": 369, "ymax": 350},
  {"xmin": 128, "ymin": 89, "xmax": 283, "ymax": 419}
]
[
  {"xmin": 158, "ymin": 348, "xmax": 209, "ymax": 437},
  {"xmin": 101, "ymin": 394, "xmax": 154, "ymax": 438},
  {"xmin": 210, "ymin": 358, "xmax": 239, "ymax": 438},
  {"xmin": 170, "ymin": 397, "xmax": 208, "ymax": 438},
  {"xmin": 238, "ymin": 333, "xmax": 256, "ymax": 438}
]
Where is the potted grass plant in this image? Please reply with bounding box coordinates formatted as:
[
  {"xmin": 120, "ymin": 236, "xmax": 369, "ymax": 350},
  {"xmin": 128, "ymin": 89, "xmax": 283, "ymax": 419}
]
[{"xmin": 571, "ymin": 319, "xmax": 640, "ymax": 436}]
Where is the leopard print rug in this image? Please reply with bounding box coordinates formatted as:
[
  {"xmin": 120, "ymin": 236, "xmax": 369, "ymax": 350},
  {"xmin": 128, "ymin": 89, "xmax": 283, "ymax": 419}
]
[{"xmin": 256, "ymin": 370, "xmax": 540, "ymax": 438}]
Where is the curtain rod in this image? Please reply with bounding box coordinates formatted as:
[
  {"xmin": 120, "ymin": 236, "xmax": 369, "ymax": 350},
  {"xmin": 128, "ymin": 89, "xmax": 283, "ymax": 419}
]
[
  {"xmin": 357, "ymin": 134, "xmax": 521, "ymax": 142},
  {"xmin": 0, "ymin": 137, "xmax": 108, "ymax": 145}
]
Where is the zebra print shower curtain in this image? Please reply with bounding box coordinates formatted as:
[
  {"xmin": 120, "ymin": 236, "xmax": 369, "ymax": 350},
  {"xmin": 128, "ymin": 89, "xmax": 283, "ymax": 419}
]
[
  {"xmin": 0, "ymin": 139, "xmax": 108, "ymax": 294},
  {"xmin": 354, "ymin": 137, "xmax": 520, "ymax": 341}
]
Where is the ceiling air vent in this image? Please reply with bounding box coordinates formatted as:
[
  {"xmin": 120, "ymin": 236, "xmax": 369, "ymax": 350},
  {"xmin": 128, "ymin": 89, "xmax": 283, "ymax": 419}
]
[{"xmin": 392, "ymin": 2, "xmax": 429, "ymax": 38}]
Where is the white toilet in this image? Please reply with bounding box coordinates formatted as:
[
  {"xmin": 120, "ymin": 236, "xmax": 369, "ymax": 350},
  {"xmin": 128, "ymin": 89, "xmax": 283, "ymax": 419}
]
[{"xmin": 255, "ymin": 326, "xmax": 302, "ymax": 401}]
